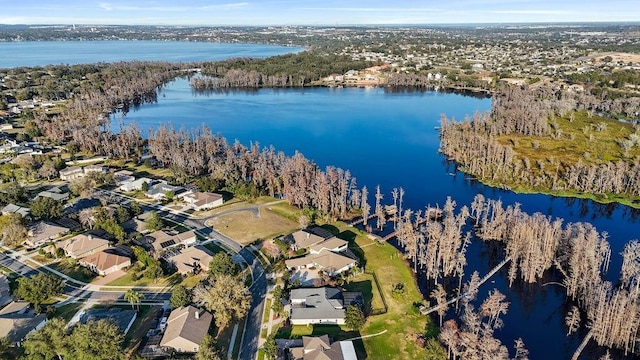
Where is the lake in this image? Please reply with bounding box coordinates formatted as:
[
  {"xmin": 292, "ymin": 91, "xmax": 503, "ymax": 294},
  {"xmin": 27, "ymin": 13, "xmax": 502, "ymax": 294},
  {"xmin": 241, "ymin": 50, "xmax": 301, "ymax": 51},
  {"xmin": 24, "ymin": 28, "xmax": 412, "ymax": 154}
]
[
  {"xmin": 0, "ymin": 41, "xmax": 302, "ymax": 68},
  {"xmin": 118, "ymin": 79, "xmax": 640, "ymax": 359}
]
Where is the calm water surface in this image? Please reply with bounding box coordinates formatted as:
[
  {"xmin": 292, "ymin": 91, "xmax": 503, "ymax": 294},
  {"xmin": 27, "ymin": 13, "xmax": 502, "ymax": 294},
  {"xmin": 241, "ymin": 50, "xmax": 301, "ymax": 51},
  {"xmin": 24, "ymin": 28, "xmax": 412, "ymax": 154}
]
[
  {"xmin": 0, "ymin": 41, "xmax": 302, "ymax": 68},
  {"xmin": 118, "ymin": 79, "xmax": 639, "ymax": 359}
]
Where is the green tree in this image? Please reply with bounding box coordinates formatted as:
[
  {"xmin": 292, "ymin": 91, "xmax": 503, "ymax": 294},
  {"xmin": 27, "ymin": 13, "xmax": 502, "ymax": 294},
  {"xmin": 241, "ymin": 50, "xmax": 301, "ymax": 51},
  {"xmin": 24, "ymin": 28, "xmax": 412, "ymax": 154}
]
[
  {"xmin": 345, "ymin": 305, "xmax": 365, "ymax": 331},
  {"xmin": 129, "ymin": 201, "xmax": 143, "ymax": 216},
  {"xmin": 124, "ymin": 289, "xmax": 143, "ymax": 311},
  {"xmin": 164, "ymin": 190, "xmax": 175, "ymax": 202},
  {"xmin": 193, "ymin": 274, "xmax": 251, "ymax": 329},
  {"xmin": 263, "ymin": 333, "xmax": 278, "ymax": 360},
  {"xmin": 29, "ymin": 196, "xmax": 64, "ymax": 220},
  {"xmin": 99, "ymin": 218, "xmax": 125, "ymax": 242},
  {"xmin": 271, "ymin": 285, "xmax": 284, "ymax": 316},
  {"xmin": 22, "ymin": 317, "xmax": 69, "ymax": 360},
  {"xmin": 170, "ymin": 284, "xmax": 192, "ymax": 308},
  {"xmin": 114, "ymin": 206, "xmax": 130, "ymax": 224},
  {"xmin": 195, "ymin": 334, "xmax": 222, "ymax": 360},
  {"xmin": 424, "ymin": 338, "xmax": 447, "ymax": 360},
  {"xmin": 0, "ymin": 213, "xmax": 26, "ymax": 247},
  {"xmin": 14, "ymin": 273, "xmax": 64, "ymax": 310},
  {"xmin": 145, "ymin": 211, "xmax": 164, "ymax": 232},
  {"xmin": 68, "ymin": 319, "xmax": 124, "ymax": 360},
  {"xmin": 208, "ymin": 252, "xmax": 239, "ymax": 278},
  {"xmin": 140, "ymin": 181, "xmax": 149, "ymax": 192},
  {"xmin": 0, "ymin": 337, "xmax": 10, "ymax": 359},
  {"xmin": 144, "ymin": 265, "xmax": 163, "ymax": 282}
]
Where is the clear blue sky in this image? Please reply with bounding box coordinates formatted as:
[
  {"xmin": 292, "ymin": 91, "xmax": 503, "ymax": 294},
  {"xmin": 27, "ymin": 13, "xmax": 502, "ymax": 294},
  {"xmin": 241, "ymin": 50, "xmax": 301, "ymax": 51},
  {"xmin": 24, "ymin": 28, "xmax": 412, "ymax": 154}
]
[{"xmin": 0, "ymin": 0, "xmax": 638, "ymax": 25}]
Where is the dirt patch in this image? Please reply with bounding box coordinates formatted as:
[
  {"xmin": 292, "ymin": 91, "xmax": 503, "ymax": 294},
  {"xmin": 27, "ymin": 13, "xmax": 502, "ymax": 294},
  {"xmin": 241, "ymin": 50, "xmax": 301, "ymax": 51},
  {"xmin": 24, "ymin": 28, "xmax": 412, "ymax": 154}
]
[{"xmin": 207, "ymin": 208, "xmax": 299, "ymax": 244}]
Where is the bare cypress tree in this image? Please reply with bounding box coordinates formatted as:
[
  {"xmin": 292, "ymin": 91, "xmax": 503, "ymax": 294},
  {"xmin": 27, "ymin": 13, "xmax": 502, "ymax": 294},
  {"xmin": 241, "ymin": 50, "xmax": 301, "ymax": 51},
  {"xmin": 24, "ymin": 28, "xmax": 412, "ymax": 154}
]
[
  {"xmin": 360, "ymin": 186, "xmax": 370, "ymax": 227},
  {"xmin": 430, "ymin": 284, "xmax": 448, "ymax": 327},
  {"xmin": 565, "ymin": 306, "xmax": 581, "ymax": 336}
]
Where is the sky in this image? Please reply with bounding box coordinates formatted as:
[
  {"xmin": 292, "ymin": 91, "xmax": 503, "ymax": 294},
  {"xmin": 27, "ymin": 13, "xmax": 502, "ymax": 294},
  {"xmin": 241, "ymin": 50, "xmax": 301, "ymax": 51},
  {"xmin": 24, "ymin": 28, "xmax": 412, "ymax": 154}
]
[{"xmin": 0, "ymin": 0, "xmax": 639, "ymax": 26}]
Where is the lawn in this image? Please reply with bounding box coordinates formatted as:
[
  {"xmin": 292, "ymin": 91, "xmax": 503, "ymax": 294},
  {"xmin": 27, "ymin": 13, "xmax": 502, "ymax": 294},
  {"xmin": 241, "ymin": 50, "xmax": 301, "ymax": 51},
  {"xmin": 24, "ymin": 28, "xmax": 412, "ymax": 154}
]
[
  {"xmin": 207, "ymin": 207, "xmax": 299, "ymax": 244},
  {"xmin": 336, "ymin": 222, "xmax": 434, "ymax": 360},
  {"xmin": 105, "ymin": 268, "xmax": 182, "ymax": 287},
  {"xmin": 54, "ymin": 302, "xmax": 83, "ymax": 322},
  {"xmin": 48, "ymin": 258, "xmax": 96, "ymax": 283},
  {"xmin": 203, "ymin": 242, "xmax": 225, "ymax": 254},
  {"xmin": 274, "ymin": 221, "xmax": 435, "ymax": 360},
  {"xmin": 124, "ymin": 305, "xmax": 160, "ymax": 357}
]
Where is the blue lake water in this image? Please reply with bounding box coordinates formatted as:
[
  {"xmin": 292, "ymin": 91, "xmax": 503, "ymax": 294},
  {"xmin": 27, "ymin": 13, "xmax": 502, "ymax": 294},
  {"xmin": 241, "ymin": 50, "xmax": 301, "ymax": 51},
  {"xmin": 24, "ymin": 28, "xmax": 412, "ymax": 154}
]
[
  {"xmin": 0, "ymin": 41, "xmax": 302, "ymax": 68},
  {"xmin": 118, "ymin": 79, "xmax": 640, "ymax": 359}
]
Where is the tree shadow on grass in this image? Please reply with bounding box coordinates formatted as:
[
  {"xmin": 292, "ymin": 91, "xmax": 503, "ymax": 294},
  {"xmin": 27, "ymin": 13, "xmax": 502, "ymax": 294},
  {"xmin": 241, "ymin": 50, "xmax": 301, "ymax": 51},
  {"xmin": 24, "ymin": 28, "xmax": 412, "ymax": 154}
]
[
  {"xmin": 343, "ymin": 279, "xmax": 373, "ymax": 315},
  {"xmin": 337, "ymin": 230, "xmax": 366, "ymax": 269},
  {"xmin": 319, "ymin": 224, "xmax": 340, "ymax": 235}
]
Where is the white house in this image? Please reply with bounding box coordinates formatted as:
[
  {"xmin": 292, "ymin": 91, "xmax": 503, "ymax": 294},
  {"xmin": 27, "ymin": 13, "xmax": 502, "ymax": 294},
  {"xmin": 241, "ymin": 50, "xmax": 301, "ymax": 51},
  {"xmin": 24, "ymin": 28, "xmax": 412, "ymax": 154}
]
[
  {"xmin": 119, "ymin": 177, "xmax": 152, "ymax": 192},
  {"xmin": 183, "ymin": 192, "xmax": 224, "ymax": 211}
]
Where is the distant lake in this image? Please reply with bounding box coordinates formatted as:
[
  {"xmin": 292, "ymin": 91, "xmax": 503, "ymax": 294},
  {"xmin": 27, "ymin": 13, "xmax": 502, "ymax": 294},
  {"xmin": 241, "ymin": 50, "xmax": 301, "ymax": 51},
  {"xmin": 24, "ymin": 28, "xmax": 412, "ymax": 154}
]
[
  {"xmin": 0, "ymin": 41, "xmax": 302, "ymax": 68},
  {"xmin": 118, "ymin": 79, "xmax": 640, "ymax": 359}
]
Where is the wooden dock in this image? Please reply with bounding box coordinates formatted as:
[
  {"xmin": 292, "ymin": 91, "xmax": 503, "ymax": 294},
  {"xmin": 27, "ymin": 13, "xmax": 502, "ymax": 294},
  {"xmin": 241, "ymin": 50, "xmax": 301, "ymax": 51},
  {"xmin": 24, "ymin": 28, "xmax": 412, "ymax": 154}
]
[{"xmin": 419, "ymin": 256, "xmax": 512, "ymax": 315}]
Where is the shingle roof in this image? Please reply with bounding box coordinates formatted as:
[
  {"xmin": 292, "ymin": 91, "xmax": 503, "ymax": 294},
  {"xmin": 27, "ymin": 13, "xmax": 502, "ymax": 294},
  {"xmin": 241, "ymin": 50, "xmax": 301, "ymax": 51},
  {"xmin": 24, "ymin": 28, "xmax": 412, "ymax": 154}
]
[
  {"xmin": 80, "ymin": 251, "xmax": 130, "ymax": 272},
  {"xmin": 289, "ymin": 287, "xmax": 346, "ymax": 322},
  {"xmin": 169, "ymin": 246, "xmax": 214, "ymax": 274},
  {"xmin": 160, "ymin": 306, "xmax": 212, "ymax": 350}
]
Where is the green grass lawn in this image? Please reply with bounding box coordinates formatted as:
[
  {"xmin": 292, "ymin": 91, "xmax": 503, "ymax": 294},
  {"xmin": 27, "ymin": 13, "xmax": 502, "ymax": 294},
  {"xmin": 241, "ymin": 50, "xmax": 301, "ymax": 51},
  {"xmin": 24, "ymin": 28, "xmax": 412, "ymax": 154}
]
[
  {"xmin": 48, "ymin": 258, "xmax": 96, "ymax": 283},
  {"xmin": 336, "ymin": 222, "xmax": 437, "ymax": 360},
  {"xmin": 203, "ymin": 242, "xmax": 225, "ymax": 254},
  {"xmin": 54, "ymin": 302, "xmax": 83, "ymax": 322},
  {"xmin": 275, "ymin": 222, "xmax": 438, "ymax": 360},
  {"xmin": 262, "ymin": 298, "xmax": 272, "ymax": 324},
  {"xmin": 105, "ymin": 269, "xmax": 181, "ymax": 287}
]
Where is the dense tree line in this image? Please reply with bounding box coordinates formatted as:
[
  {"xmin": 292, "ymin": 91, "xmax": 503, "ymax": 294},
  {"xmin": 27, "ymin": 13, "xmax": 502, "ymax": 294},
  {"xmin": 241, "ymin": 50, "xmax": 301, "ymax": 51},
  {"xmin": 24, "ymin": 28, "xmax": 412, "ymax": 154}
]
[
  {"xmin": 148, "ymin": 125, "xmax": 356, "ymax": 218},
  {"xmin": 389, "ymin": 193, "xmax": 639, "ymax": 357},
  {"xmin": 191, "ymin": 52, "xmax": 376, "ymax": 89}
]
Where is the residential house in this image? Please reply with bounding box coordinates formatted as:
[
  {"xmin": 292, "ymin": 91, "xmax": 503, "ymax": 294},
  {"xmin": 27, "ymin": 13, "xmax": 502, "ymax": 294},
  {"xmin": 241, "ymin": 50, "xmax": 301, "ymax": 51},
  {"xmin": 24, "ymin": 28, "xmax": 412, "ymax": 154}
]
[
  {"xmin": 182, "ymin": 192, "xmax": 224, "ymax": 211},
  {"xmin": 286, "ymin": 228, "xmax": 331, "ymax": 251},
  {"xmin": 80, "ymin": 308, "xmax": 137, "ymax": 335},
  {"xmin": 289, "ymin": 287, "xmax": 362, "ymax": 326},
  {"xmin": 122, "ymin": 215, "xmax": 148, "ymax": 235},
  {"xmin": 145, "ymin": 182, "xmax": 191, "ymax": 201},
  {"xmin": 0, "ymin": 301, "xmax": 47, "ymax": 345},
  {"xmin": 59, "ymin": 233, "xmax": 110, "ymax": 259},
  {"xmin": 309, "ymin": 238, "xmax": 348, "ymax": 254},
  {"xmin": 137, "ymin": 230, "xmax": 197, "ymax": 255},
  {"xmin": 36, "ymin": 187, "xmax": 70, "ymax": 202},
  {"xmin": 79, "ymin": 250, "xmax": 131, "ymax": 276},
  {"xmin": 25, "ymin": 221, "xmax": 70, "ymax": 247},
  {"xmin": 119, "ymin": 177, "xmax": 153, "ymax": 192},
  {"xmin": 114, "ymin": 169, "xmax": 135, "ymax": 185},
  {"xmin": 289, "ymin": 335, "xmax": 358, "ymax": 360},
  {"xmin": 285, "ymin": 249, "xmax": 357, "ymax": 278},
  {"xmin": 160, "ymin": 306, "xmax": 213, "ymax": 353},
  {"xmin": 1, "ymin": 203, "xmax": 30, "ymax": 218},
  {"xmin": 59, "ymin": 166, "xmax": 84, "ymax": 181},
  {"xmin": 168, "ymin": 246, "xmax": 214, "ymax": 275},
  {"xmin": 0, "ymin": 275, "xmax": 11, "ymax": 308},
  {"xmin": 83, "ymin": 164, "xmax": 107, "ymax": 175}
]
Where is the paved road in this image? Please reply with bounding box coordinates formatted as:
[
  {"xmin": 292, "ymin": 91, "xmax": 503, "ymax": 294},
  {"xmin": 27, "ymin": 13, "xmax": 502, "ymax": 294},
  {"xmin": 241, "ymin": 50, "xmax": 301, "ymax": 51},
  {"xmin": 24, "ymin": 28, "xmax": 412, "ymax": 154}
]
[
  {"xmin": 97, "ymin": 189, "xmax": 268, "ymax": 359},
  {"xmin": 0, "ymin": 253, "xmax": 171, "ymax": 304}
]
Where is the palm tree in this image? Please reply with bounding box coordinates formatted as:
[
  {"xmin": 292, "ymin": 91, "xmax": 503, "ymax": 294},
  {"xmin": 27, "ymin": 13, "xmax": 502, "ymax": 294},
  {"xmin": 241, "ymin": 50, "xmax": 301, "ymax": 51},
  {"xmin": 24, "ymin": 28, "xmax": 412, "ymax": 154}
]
[{"xmin": 124, "ymin": 289, "xmax": 143, "ymax": 311}]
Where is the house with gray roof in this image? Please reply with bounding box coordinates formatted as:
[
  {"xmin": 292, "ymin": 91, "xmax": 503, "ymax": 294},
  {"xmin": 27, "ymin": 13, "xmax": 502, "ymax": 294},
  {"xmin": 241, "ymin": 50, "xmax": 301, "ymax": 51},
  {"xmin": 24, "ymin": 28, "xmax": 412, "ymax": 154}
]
[
  {"xmin": 1, "ymin": 203, "xmax": 30, "ymax": 218},
  {"xmin": 289, "ymin": 335, "xmax": 358, "ymax": 360},
  {"xmin": 80, "ymin": 308, "xmax": 137, "ymax": 335},
  {"xmin": 145, "ymin": 182, "xmax": 191, "ymax": 201},
  {"xmin": 0, "ymin": 301, "xmax": 47, "ymax": 345},
  {"xmin": 289, "ymin": 287, "xmax": 362, "ymax": 326},
  {"xmin": 25, "ymin": 221, "xmax": 70, "ymax": 247},
  {"xmin": 160, "ymin": 306, "xmax": 212, "ymax": 353}
]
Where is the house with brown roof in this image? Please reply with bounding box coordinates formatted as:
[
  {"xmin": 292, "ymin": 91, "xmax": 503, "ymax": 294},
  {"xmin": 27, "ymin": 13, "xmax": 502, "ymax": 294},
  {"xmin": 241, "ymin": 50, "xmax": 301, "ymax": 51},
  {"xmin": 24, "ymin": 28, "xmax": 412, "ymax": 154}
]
[
  {"xmin": 168, "ymin": 246, "xmax": 214, "ymax": 275},
  {"xmin": 25, "ymin": 221, "xmax": 70, "ymax": 247},
  {"xmin": 285, "ymin": 250, "xmax": 357, "ymax": 277},
  {"xmin": 59, "ymin": 233, "xmax": 110, "ymax": 259},
  {"xmin": 289, "ymin": 335, "xmax": 358, "ymax": 360},
  {"xmin": 286, "ymin": 229, "xmax": 327, "ymax": 251},
  {"xmin": 137, "ymin": 230, "xmax": 197, "ymax": 256},
  {"xmin": 79, "ymin": 250, "xmax": 131, "ymax": 276},
  {"xmin": 183, "ymin": 192, "xmax": 224, "ymax": 211},
  {"xmin": 160, "ymin": 306, "xmax": 213, "ymax": 353}
]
